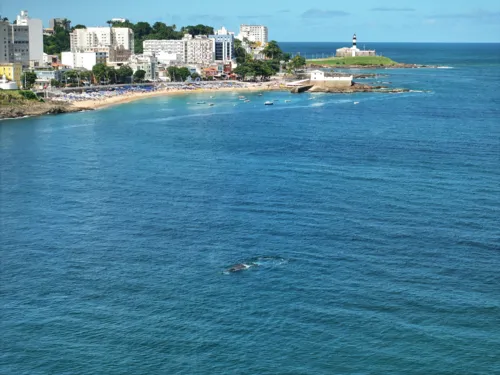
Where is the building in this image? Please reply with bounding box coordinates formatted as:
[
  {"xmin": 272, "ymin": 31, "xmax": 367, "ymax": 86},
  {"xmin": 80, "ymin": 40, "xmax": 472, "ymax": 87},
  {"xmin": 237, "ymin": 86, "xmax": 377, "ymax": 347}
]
[
  {"xmin": 0, "ymin": 17, "xmax": 30, "ymax": 67},
  {"xmin": 16, "ymin": 10, "xmax": 44, "ymax": 66},
  {"xmin": 49, "ymin": 18, "xmax": 71, "ymax": 31},
  {"xmin": 143, "ymin": 39, "xmax": 185, "ymax": 63},
  {"xmin": 61, "ymin": 51, "xmax": 107, "ymax": 70},
  {"xmin": 238, "ymin": 25, "xmax": 268, "ymax": 45},
  {"xmin": 143, "ymin": 34, "xmax": 214, "ymax": 66},
  {"xmin": 0, "ymin": 62, "xmax": 23, "ymax": 87},
  {"xmin": 336, "ymin": 34, "xmax": 376, "ymax": 57},
  {"xmin": 185, "ymin": 35, "xmax": 214, "ymax": 64},
  {"xmin": 308, "ymin": 69, "xmax": 352, "ymax": 88},
  {"xmin": 33, "ymin": 69, "xmax": 64, "ymax": 88},
  {"xmin": 0, "ymin": 20, "xmax": 11, "ymax": 63},
  {"xmin": 209, "ymin": 27, "xmax": 234, "ymax": 62},
  {"xmin": 43, "ymin": 53, "xmax": 59, "ymax": 66},
  {"xmin": 70, "ymin": 27, "xmax": 134, "ymax": 52},
  {"xmin": 127, "ymin": 54, "xmax": 157, "ymax": 81}
]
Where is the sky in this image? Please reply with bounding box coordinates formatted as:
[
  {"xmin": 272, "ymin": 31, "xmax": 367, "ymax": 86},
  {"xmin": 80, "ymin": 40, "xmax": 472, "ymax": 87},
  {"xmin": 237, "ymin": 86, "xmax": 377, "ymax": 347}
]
[{"xmin": 1, "ymin": 0, "xmax": 499, "ymax": 42}]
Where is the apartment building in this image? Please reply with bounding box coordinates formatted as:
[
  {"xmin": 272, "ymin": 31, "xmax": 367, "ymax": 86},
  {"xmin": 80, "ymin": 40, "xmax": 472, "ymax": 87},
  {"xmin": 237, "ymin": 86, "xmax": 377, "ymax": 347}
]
[{"xmin": 238, "ymin": 25, "xmax": 268, "ymax": 45}]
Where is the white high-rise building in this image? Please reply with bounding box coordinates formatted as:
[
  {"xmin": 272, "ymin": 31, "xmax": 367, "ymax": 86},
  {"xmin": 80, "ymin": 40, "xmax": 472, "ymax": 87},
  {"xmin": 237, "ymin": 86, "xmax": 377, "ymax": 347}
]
[
  {"xmin": 143, "ymin": 34, "xmax": 214, "ymax": 65},
  {"xmin": 238, "ymin": 25, "xmax": 268, "ymax": 45},
  {"xmin": 16, "ymin": 10, "xmax": 44, "ymax": 66},
  {"xmin": 70, "ymin": 27, "xmax": 134, "ymax": 52},
  {"xmin": 184, "ymin": 35, "xmax": 214, "ymax": 65}
]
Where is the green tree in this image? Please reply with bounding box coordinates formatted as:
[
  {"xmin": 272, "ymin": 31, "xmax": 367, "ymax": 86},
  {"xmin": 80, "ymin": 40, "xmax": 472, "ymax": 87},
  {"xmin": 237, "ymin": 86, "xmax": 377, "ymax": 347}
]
[
  {"xmin": 50, "ymin": 79, "xmax": 62, "ymax": 87},
  {"xmin": 289, "ymin": 55, "xmax": 306, "ymax": 72},
  {"xmin": 43, "ymin": 25, "xmax": 71, "ymax": 54},
  {"xmin": 92, "ymin": 63, "xmax": 108, "ymax": 84},
  {"xmin": 133, "ymin": 69, "xmax": 146, "ymax": 82},
  {"xmin": 263, "ymin": 40, "xmax": 283, "ymax": 60},
  {"xmin": 117, "ymin": 65, "xmax": 133, "ymax": 83},
  {"xmin": 191, "ymin": 72, "xmax": 201, "ymax": 80},
  {"xmin": 20, "ymin": 72, "xmax": 37, "ymax": 89},
  {"xmin": 178, "ymin": 67, "xmax": 191, "ymax": 81},
  {"xmin": 234, "ymin": 39, "xmax": 251, "ymax": 64},
  {"xmin": 234, "ymin": 64, "xmax": 252, "ymax": 80},
  {"xmin": 71, "ymin": 24, "xmax": 86, "ymax": 31},
  {"xmin": 181, "ymin": 24, "xmax": 214, "ymax": 36}
]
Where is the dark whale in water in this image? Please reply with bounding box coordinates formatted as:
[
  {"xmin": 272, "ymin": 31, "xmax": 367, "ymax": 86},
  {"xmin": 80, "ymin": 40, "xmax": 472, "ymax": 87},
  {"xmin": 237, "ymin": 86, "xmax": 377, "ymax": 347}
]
[
  {"xmin": 224, "ymin": 256, "xmax": 289, "ymax": 274},
  {"xmin": 227, "ymin": 263, "xmax": 255, "ymax": 273}
]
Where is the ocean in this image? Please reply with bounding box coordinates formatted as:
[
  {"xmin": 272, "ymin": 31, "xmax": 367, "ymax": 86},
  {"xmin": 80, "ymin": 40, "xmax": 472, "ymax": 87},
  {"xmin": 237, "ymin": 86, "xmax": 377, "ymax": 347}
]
[{"xmin": 1, "ymin": 43, "xmax": 499, "ymax": 374}]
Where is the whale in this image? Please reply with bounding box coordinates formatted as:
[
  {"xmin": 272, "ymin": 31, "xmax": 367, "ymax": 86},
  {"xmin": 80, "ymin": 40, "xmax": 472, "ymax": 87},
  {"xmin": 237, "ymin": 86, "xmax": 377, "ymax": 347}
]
[{"xmin": 226, "ymin": 263, "xmax": 255, "ymax": 273}]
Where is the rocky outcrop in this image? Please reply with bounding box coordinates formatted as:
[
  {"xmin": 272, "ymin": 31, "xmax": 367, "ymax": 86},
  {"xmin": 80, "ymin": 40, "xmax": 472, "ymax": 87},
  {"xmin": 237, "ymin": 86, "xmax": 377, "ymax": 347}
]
[
  {"xmin": 291, "ymin": 82, "xmax": 410, "ymax": 94},
  {"xmin": 0, "ymin": 101, "xmax": 90, "ymax": 120}
]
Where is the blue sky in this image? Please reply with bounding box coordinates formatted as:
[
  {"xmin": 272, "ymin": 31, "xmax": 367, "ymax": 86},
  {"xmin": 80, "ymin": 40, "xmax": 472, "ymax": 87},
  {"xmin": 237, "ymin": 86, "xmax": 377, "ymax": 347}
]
[{"xmin": 1, "ymin": 0, "xmax": 499, "ymax": 42}]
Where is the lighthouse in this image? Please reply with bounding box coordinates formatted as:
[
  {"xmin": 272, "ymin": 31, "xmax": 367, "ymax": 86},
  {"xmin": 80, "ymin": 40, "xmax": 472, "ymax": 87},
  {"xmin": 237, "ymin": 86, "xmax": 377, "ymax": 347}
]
[{"xmin": 351, "ymin": 33, "xmax": 358, "ymax": 57}]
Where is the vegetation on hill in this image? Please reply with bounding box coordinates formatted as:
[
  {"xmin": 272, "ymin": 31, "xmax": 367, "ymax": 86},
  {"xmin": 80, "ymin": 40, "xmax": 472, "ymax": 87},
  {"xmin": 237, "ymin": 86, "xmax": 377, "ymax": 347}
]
[
  {"xmin": 307, "ymin": 56, "xmax": 398, "ymax": 66},
  {"xmin": 0, "ymin": 90, "xmax": 41, "ymax": 106}
]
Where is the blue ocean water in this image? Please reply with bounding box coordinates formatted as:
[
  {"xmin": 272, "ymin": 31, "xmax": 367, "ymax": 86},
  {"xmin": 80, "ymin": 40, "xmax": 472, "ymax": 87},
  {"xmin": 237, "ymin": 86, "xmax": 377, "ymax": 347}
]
[{"xmin": 1, "ymin": 44, "xmax": 500, "ymax": 374}]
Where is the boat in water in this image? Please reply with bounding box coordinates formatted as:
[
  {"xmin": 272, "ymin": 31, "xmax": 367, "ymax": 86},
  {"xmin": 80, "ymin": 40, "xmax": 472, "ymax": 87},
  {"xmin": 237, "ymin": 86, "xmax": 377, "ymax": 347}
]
[
  {"xmin": 196, "ymin": 101, "xmax": 206, "ymax": 104},
  {"xmin": 264, "ymin": 101, "xmax": 274, "ymax": 106}
]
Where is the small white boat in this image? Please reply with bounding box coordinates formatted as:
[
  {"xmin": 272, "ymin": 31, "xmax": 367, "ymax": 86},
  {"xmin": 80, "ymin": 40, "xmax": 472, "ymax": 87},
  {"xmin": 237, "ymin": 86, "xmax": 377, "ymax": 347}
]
[
  {"xmin": 258, "ymin": 93, "xmax": 263, "ymax": 96},
  {"xmin": 208, "ymin": 103, "xmax": 215, "ymax": 106},
  {"xmin": 238, "ymin": 96, "xmax": 245, "ymax": 99},
  {"xmin": 244, "ymin": 100, "xmax": 251, "ymax": 103},
  {"xmin": 354, "ymin": 101, "xmax": 359, "ymax": 105},
  {"xmin": 264, "ymin": 101, "xmax": 274, "ymax": 106}
]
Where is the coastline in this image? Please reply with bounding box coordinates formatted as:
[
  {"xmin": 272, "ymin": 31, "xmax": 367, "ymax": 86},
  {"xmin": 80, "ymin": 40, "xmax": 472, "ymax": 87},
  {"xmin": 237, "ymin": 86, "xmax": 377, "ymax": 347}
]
[
  {"xmin": 69, "ymin": 84, "xmax": 284, "ymax": 111},
  {"xmin": 0, "ymin": 84, "xmax": 285, "ymax": 120}
]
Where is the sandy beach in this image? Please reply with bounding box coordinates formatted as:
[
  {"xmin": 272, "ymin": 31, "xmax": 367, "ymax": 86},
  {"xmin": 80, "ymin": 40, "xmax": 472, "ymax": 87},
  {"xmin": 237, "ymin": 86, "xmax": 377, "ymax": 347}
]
[{"xmin": 69, "ymin": 83, "xmax": 286, "ymax": 111}]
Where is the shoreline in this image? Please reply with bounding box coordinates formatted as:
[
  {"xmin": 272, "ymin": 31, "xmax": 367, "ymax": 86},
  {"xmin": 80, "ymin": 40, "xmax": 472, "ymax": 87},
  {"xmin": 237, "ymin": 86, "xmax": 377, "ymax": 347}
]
[{"xmin": 69, "ymin": 84, "xmax": 284, "ymax": 111}]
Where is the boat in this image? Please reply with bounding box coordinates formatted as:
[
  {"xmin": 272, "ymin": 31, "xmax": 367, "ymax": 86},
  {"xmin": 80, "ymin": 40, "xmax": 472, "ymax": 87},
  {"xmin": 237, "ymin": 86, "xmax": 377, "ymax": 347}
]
[
  {"xmin": 258, "ymin": 93, "xmax": 263, "ymax": 96},
  {"xmin": 285, "ymin": 100, "xmax": 291, "ymax": 103},
  {"xmin": 208, "ymin": 103, "xmax": 215, "ymax": 106},
  {"xmin": 244, "ymin": 100, "xmax": 251, "ymax": 103},
  {"xmin": 238, "ymin": 96, "xmax": 245, "ymax": 99},
  {"xmin": 354, "ymin": 102, "xmax": 359, "ymax": 105},
  {"xmin": 196, "ymin": 101, "xmax": 206, "ymax": 104},
  {"xmin": 264, "ymin": 101, "xmax": 274, "ymax": 106}
]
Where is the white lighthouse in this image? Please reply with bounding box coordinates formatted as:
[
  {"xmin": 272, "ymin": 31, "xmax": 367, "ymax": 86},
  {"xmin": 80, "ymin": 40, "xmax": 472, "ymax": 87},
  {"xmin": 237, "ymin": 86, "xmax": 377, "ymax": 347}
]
[{"xmin": 351, "ymin": 34, "xmax": 358, "ymax": 56}]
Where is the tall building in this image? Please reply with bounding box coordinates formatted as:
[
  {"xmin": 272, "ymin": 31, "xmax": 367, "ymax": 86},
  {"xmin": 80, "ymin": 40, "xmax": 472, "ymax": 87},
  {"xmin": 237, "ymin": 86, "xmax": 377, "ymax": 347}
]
[
  {"xmin": 16, "ymin": 10, "xmax": 44, "ymax": 66},
  {"xmin": 238, "ymin": 25, "xmax": 268, "ymax": 45},
  {"xmin": 143, "ymin": 34, "xmax": 214, "ymax": 65},
  {"xmin": 184, "ymin": 35, "xmax": 214, "ymax": 65},
  {"xmin": 70, "ymin": 27, "xmax": 134, "ymax": 52},
  {"xmin": 209, "ymin": 27, "xmax": 234, "ymax": 62},
  {"xmin": 0, "ymin": 20, "xmax": 11, "ymax": 63},
  {"xmin": 9, "ymin": 22, "xmax": 30, "ymax": 67},
  {"xmin": 49, "ymin": 18, "xmax": 71, "ymax": 31}
]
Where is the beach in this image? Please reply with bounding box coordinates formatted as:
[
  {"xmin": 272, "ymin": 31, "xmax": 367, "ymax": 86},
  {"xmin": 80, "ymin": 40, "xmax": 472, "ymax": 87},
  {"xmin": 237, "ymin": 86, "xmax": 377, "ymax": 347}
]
[{"xmin": 64, "ymin": 81, "xmax": 287, "ymax": 111}]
